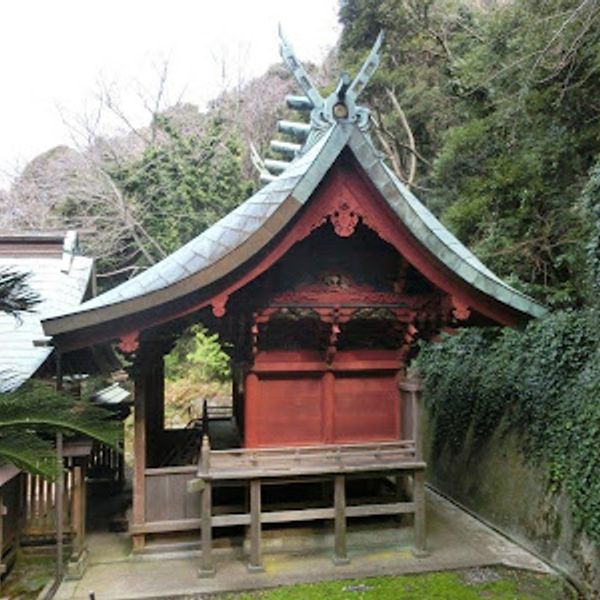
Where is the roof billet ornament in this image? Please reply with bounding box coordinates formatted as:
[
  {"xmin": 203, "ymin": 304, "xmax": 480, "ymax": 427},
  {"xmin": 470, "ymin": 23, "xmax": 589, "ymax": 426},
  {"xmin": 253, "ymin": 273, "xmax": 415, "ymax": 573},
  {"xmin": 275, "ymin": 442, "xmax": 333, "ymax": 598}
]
[{"xmin": 250, "ymin": 142, "xmax": 276, "ymax": 186}]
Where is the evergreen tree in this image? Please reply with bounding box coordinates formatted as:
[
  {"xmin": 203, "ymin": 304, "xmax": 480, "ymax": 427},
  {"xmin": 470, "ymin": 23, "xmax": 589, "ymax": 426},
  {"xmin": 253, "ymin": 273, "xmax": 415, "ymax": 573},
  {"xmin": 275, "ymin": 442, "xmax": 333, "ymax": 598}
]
[{"xmin": 339, "ymin": 0, "xmax": 600, "ymax": 305}]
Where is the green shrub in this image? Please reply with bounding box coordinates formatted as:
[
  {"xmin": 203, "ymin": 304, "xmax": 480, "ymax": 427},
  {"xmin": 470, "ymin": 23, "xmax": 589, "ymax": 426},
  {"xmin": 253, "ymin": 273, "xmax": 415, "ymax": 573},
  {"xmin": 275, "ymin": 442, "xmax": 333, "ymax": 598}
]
[
  {"xmin": 165, "ymin": 325, "xmax": 231, "ymax": 383},
  {"xmin": 416, "ymin": 309, "xmax": 600, "ymax": 542}
]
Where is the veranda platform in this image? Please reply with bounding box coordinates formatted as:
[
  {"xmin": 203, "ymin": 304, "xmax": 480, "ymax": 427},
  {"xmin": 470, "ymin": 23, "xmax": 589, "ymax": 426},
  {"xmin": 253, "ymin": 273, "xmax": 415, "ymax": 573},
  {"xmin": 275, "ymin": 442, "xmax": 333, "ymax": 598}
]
[{"xmin": 54, "ymin": 488, "xmax": 553, "ymax": 600}]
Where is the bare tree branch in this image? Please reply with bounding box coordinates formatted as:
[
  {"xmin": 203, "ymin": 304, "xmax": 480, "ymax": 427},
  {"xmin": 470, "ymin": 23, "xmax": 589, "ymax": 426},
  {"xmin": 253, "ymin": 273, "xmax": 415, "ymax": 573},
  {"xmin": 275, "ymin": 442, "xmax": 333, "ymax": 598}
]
[{"xmin": 385, "ymin": 87, "xmax": 417, "ymax": 186}]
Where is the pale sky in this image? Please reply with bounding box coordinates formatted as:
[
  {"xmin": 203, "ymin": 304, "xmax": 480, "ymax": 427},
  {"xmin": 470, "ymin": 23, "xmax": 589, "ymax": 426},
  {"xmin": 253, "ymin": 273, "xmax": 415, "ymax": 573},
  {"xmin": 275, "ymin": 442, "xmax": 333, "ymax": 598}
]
[{"xmin": 0, "ymin": 0, "xmax": 341, "ymax": 189}]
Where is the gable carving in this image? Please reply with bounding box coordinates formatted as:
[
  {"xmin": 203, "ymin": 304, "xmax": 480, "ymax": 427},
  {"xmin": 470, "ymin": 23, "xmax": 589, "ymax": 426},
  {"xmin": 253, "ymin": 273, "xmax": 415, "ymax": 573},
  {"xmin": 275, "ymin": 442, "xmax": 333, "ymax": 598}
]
[{"xmin": 330, "ymin": 201, "xmax": 360, "ymax": 237}]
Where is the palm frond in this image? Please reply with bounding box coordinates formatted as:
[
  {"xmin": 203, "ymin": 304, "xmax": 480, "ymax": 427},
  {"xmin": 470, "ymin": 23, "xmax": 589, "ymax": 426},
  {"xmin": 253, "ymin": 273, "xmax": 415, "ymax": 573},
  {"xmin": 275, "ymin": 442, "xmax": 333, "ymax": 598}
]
[
  {"xmin": 0, "ymin": 430, "xmax": 57, "ymax": 479},
  {"xmin": 0, "ymin": 382, "xmax": 121, "ymax": 449},
  {"xmin": 0, "ymin": 267, "xmax": 41, "ymax": 318}
]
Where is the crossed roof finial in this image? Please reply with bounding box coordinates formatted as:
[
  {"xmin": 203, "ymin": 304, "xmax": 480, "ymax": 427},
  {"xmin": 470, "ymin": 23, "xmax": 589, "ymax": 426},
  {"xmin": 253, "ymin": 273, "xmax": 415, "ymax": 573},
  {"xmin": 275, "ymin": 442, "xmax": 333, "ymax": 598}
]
[
  {"xmin": 252, "ymin": 28, "xmax": 385, "ymax": 185},
  {"xmin": 278, "ymin": 26, "xmax": 384, "ymax": 136}
]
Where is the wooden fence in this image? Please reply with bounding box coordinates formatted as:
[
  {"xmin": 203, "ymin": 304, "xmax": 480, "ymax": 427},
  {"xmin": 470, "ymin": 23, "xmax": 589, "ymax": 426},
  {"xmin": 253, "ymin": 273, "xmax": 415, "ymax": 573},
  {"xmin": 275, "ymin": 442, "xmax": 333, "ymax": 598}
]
[{"xmin": 22, "ymin": 456, "xmax": 85, "ymax": 544}]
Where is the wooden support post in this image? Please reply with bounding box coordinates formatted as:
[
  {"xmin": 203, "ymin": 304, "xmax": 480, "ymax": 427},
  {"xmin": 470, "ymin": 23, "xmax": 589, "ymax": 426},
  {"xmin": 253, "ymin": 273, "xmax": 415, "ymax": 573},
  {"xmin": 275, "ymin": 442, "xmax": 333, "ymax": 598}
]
[
  {"xmin": 132, "ymin": 370, "xmax": 147, "ymax": 552},
  {"xmin": 198, "ymin": 432, "xmax": 214, "ymax": 577},
  {"xmin": 55, "ymin": 432, "xmax": 64, "ymax": 580},
  {"xmin": 400, "ymin": 371, "xmax": 429, "ymax": 557},
  {"xmin": 201, "ymin": 434, "xmax": 210, "ymax": 474},
  {"xmin": 117, "ymin": 442, "xmax": 125, "ymax": 486},
  {"xmin": 413, "ymin": 393, "xmax": 423, "ymax": 463},
  {"xmin": 70, "ymin": 466, "xmax": 83, "ymax": 559},
  {"xmin": 147, "ymin": 357, "xmax": 165, "ymax": 466},
  {"xmin": 82, "ymin": 463, "xmax": 87, "ymax": 543},
  {"xmin": 66, "ymin": 462, "xmax": 89, "ymax": 579},
  {"xmin": 333, "ymin": 474, "xmax": 349, "ymax": 565},
  {"xmin": 248, "ymin": 479, "xmax": 264, "ymax": 572},
  {"xmin": 412, "ymin": 470, "xmax": 428, "ymax": 557},
  {"xmin": 198, "ymin": 481, "xmax": 215, "ymax": 577},
  {"xmin": 244, "ymin": 373, "xmax": 259, "ymax": 447}
]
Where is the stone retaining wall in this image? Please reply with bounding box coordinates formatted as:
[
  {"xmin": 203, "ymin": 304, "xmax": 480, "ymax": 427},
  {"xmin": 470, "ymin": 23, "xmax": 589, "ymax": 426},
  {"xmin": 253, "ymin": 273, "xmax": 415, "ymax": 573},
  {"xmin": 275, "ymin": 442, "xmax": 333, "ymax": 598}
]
[{"xmin": 423, "ymin": 409, "xmax": 600, "ymax": 598}]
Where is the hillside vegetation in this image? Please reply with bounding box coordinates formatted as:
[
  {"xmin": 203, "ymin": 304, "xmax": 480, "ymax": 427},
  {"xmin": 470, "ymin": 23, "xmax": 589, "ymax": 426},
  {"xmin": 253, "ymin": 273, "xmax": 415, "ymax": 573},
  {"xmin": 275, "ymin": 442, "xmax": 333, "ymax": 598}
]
[
  {"xmin": 337, "ymin": 2, "xmax": 600, "ymax": 594},
  {"xmin": 1, "ymin": 0, "xmax": 598, "ymax": 590}
]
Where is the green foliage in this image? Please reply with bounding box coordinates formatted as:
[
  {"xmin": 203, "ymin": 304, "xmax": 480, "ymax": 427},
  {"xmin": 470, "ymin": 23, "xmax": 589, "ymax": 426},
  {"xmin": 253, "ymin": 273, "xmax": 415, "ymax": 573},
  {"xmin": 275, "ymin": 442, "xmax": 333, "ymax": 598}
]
[
  {"xmin": 102, "ymin": 115, "xmax": 254, "ymax": 283},
  {"xmin": 220, "ymin": 568, "xmax": 569, "ymax": 599},
  {"xmin": 584, "ymin": 156, "xmax": 600, "ymax": 298},
  {"xmin": 416, "ymin": 309, "xmax": 600, "ymax": 542},
  {"xmin": 0, "ymin": 381, "xmax": 120, "ymax": 479},
  {"xmin": 165, "ymin": 325, "xmax": 231, "ymax": 383},
  {"xmin": 0, "ymin": 267, "xmax": 40, "ymax": 318},
  {"xmin": 339, "ymin": 0, "xmax": 600, "ymax": 306}
]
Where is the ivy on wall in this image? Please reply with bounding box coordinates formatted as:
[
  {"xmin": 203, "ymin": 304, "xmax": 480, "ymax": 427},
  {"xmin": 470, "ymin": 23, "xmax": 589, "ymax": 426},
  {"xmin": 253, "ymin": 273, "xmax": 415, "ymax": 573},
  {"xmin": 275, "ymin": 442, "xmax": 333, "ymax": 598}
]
[{"xmin": 416, "ymin": 310, "xmax": 600, "ymax": 542}]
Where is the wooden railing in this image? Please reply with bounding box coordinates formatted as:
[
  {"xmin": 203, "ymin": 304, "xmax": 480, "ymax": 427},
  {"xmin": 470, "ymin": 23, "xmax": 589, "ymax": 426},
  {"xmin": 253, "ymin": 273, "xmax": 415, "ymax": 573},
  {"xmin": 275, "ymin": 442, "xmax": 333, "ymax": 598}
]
[
  {"xmin": 131, "ymin": 372, "xmax": 426, "ymax": 567},
  {"xmin": 24, "ymin": 468, "xmax": 69, "ymax": 539},
  {"xmin": 193, "ymin": 437, "xmax": 427, "ymax": 575}
]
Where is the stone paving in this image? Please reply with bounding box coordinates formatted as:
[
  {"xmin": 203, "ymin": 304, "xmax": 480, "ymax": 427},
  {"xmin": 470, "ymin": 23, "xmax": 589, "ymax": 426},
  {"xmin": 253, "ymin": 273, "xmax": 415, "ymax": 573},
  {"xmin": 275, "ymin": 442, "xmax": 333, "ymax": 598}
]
[{"xmin": 55, "ymin": 489, "xmax": 552, "ymax": 600}]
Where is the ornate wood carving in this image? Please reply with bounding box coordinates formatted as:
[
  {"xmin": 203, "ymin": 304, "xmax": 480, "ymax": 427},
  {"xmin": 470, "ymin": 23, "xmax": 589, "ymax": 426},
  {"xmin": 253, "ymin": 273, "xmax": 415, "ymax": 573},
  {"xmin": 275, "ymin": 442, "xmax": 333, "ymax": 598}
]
[
  {"xmin": 330, "ymin": 201, "xmax": 359, "ymax": 237},
  {"xmin": 211, "ymin": 295, "xmax": 229, "ymax": 318},
  {"xmin": 74, "ymin": 155, "xmax": 520, "ymax": 352},
  {"xmin": 451, "ymin": 297, "xmax": 471, "ymax": 321},
  {"xmin": 269, "ymin": 273, "xmax": 430, "ymax": 310},
  {"xmin": 119, "ymin": 331, "xmax": 140, "ymax": 354}
]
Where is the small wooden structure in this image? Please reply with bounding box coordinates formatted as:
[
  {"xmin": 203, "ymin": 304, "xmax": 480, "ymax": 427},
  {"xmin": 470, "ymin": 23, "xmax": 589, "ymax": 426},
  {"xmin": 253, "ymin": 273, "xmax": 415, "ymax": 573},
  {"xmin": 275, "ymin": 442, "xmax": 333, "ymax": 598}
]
[
  {"xmin": 0, "ymin": 466, "xmax": 21, "ymax": 589},
  {"xmin": 0, "ymin": 231, "xmax": 110, "ymax": 583},
  {"xmin": 43, "ymin": 33, "xmax": 545, "ymax": 572},
  {"xmin": 0, "ymin": 442, "xmax": 91, "ymax": 588}
]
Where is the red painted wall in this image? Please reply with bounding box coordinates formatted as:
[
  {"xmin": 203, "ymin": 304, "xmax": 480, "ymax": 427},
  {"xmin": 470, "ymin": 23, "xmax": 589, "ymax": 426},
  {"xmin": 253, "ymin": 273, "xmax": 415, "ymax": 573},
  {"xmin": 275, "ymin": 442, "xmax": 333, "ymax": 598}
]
[{"xmin": 244, "ymin": 351, "xmax": 401, "ymax": 448}]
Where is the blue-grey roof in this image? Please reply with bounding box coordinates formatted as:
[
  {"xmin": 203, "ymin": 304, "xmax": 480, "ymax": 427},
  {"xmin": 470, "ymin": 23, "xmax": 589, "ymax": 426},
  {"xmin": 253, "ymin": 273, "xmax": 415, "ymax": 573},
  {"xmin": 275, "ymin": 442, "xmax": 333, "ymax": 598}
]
[
  {"xmin": 92, "ymin": 382, "xmax": 131, "ymax": 405},
  {"xmin": 43, "ymin": 123, "xmax": 545, "ymax": 339},
  {"xmin": 78, "ymin": 130, "xmax": 335, "ymax": 312},
  {"xmin": 0, "ymin": 249, "xmax": 93, "ymax": 391}
]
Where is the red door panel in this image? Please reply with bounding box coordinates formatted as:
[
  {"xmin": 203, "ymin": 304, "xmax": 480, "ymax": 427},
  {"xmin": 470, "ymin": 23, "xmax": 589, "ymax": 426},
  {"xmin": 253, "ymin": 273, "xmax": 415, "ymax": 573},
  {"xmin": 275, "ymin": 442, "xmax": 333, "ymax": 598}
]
[
  {"xmin": 333, "ymin": 375, "xmax": 399, "ymax": 443},
  {"xmin": 246, "ymin": 376, "xmax": 322, "ymax": 447}
]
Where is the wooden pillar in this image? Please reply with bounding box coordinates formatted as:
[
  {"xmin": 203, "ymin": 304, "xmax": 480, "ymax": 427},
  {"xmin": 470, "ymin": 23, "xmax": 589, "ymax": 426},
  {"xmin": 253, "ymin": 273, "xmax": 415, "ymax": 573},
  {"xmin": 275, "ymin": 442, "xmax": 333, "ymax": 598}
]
[
  {"xmin": 248, "ymin": 479, "xmax": 264, "ymax": 572},
  {"xmin": 198, "ymin": 434, "xmax": 215, "ymax": 577},
  {"xmin": 322, "ymin": 371, "xmax": 335, "ymax": 443},
  {"xmin": 132, "ymin": 369, "xmax": 147, "ymax": 552},
  {"xmin": 198, "ymin": 482, "xmax": 215, "ymax": 577},
  {"xmin": 244, "ymin": 373, "xmax": 259, "ymax": 447},
  {"xmin": 232, "ymin": 363, "xmax": 243, "ymax": 433},
  {"xmin": 117, "ymin": 441, "xmax": 125, "ymax": 486},
  {"xmin": 413, "ymin": 470, "xmax": 428, "ymax": 557},
  {"xmin": 403, "ymin": 371, "xmax": 428, "ymax": 557},
  {"xmin": 146, "ymin": 356, "xmax": 165, "ymax": 467},
  {"xmin": 333, "ymin": 474, "xmax": 349, "ymax": 565},
  {"xmin": 69, "ymin": 466, "xmax": 84, "ymax": 559},
  {"xmin": 55, "ymin": 433, "xmax": 64, "ymax": 580}
]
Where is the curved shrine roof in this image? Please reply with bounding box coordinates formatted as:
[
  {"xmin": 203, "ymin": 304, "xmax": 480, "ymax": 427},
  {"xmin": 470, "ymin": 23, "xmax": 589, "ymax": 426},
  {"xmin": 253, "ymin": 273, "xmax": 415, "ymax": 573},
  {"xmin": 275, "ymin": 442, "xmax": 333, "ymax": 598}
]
[{"xmin": 43, "ymin": 123, "xmax": 545, "ymax": 342}]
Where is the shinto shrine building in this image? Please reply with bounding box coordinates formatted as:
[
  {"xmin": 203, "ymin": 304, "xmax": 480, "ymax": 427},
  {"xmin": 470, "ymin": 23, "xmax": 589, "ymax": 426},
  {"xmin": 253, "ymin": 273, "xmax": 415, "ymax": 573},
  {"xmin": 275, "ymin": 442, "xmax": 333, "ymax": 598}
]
[{"xmin": 42, "ymin": 32, "xmax": 545, "ymax": 574}]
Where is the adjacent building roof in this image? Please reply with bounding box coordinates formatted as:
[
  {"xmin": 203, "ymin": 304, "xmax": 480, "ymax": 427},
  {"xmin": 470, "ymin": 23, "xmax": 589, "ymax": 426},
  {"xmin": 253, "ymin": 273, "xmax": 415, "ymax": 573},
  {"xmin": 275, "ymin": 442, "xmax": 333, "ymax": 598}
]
[
  {"xmin": 0, "ymin": 232, "xmax": 94, "ymax": 391},
  {"xmin": 92, "ymin": 382, "xmax": 131, "ymax": 406}
]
